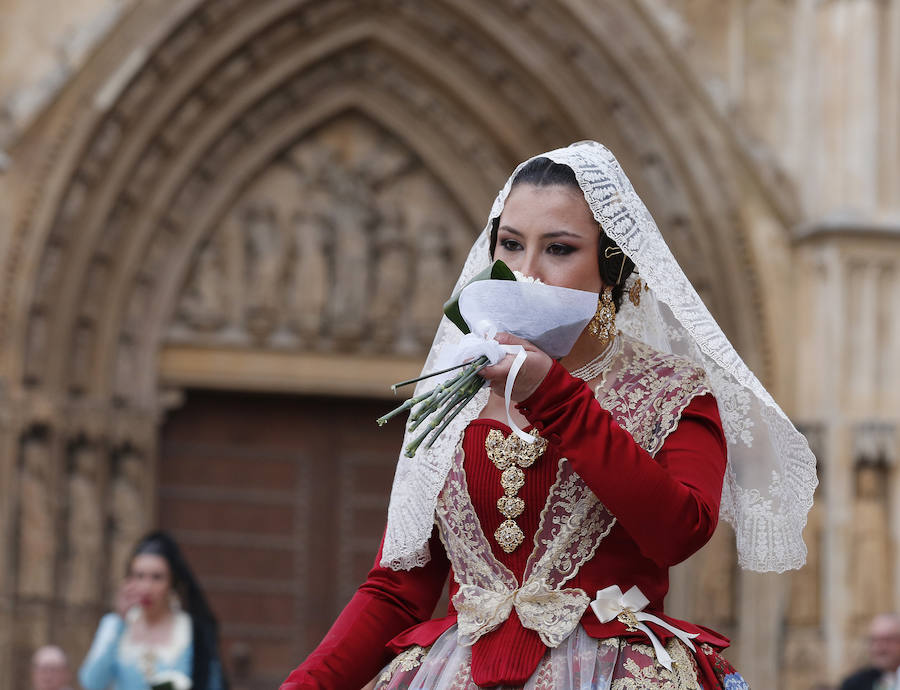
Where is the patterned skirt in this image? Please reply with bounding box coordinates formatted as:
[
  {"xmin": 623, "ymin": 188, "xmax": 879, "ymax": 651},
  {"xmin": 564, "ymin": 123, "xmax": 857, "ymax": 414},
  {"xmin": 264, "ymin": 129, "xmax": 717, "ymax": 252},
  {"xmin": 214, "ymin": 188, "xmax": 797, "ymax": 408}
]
[{"xmin": 374, "ymin": 625, "xmax": 748, "ymax": 690}]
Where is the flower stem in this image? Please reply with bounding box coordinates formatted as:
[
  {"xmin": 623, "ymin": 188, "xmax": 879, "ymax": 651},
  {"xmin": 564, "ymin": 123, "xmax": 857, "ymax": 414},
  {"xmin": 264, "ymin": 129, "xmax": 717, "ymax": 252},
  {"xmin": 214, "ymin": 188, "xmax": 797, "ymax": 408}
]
[
  {"xmin": 424, "ymin": 387, "xmax": 479, "ymax": 452},
  {"xmin": 404, "ymin": 376, "xmax": 484, "ymax": 457},
  {"xmin": 409, "ymin": 357, "xmax": 487, "ymax": 426},
  {"xmin": 376, "ymin": 388, "xmax": 436, "ymax": 426},
  {"xmin": 390, "ymin": 360, "xmax": 478, "ymax": 392}
]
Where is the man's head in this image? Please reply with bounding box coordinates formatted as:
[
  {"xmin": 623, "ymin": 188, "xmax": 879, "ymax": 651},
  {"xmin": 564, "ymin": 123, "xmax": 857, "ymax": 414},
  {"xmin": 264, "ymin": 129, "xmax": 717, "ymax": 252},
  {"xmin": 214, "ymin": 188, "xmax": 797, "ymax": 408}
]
[
  {"xmin": 869, "ymin": 614, "xmax": 900, "ymax": 672},
  {"xmin": 31, "ymin": 646, "xmax": 69, "ymax": 690}
]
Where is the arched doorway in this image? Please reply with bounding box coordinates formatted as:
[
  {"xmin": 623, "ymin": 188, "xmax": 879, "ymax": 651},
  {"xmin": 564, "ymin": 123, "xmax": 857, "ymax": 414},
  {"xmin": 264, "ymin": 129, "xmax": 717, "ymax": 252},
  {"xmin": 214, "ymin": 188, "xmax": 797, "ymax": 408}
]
[{"xmin": 0, "ymin": 1, "xmax": 796, "ymax": 688}]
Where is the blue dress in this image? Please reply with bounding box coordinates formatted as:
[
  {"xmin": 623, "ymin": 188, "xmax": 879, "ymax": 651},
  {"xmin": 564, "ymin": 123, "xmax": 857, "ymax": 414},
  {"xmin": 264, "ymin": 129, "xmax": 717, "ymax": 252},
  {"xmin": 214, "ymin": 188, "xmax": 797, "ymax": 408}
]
[{"xmin": 79, "ymin": 611, "xmax": 224, "ymax": 690}]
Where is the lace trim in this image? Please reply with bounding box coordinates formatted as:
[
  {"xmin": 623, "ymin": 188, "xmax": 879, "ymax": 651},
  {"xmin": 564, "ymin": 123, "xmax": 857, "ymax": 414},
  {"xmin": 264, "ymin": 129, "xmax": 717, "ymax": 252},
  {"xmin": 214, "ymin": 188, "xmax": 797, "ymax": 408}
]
[
  {"xmin": 435, "ymin": 442, "xmax": 517, "ymax": 591},
  {"xmin": 436, "ymin": 443, "xmax": 591, "ymax": 647},
  {"xmin": 594, "ymin": 336, "xmax": 712, "ymax": 457},
  {"xmin": 524, "ymin": 457, "xmax": 617, "ymax": 589},
  {"xmin": 376, "ymin": 645, "xmax": 428, "ymax": 686}
]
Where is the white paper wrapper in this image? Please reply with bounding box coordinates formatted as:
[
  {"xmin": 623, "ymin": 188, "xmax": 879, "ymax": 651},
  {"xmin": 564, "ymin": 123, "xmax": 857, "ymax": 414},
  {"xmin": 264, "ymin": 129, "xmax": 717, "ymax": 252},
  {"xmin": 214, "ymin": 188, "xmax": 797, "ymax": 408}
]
[{"xmin": 458, "ymin": 280, "xmax": 597, "ymax": 358}]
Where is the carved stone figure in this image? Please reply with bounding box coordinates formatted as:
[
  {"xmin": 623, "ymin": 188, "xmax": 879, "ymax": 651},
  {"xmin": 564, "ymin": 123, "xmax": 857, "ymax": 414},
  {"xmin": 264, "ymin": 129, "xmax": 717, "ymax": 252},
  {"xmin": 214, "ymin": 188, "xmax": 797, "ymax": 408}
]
[
  {"xmin": 243, "ymin": 203, "xmax": 285, "ymax": 342},
  {"xmin": 108, "ymin": 450, "xmax": 144, "ymax": 591},
  {"xmin": 65, "ymin": 443, "xmax": 103, "ymax": 605},
  {"xmin": 113, "ymin": 339, "xmax": 135, "ymax": 401},
  {"xmin": 411, "ymin": 221, "xmax": 452, "ymax": 344},
  {"xmin": 850, "ymin": 463, "xmax": 892, "ymax": 630},
  {"xmin": 70, "ymin": 323, "xmax": 94, "ymax": 392},
  {"xmin": 24, "ymin": 315, "xmax": 49, "ymax": 384},
  {"xmin": 17, "ymin": 436, "xmax": 55, "ymax": 598},
  {"xmin": 288, "ymin": 207, "xmax": 330, "ymax": 342},
  {"xmin": 177, "ymin": 239, "xmax": 228, "ymax": 331},
  {"xmin": 324, "ymin": 166, "xmax": 377, "ymax": 343},
  {"xmin": 370, "ymin": 203, "xmax": 411, "ymax": 349}
]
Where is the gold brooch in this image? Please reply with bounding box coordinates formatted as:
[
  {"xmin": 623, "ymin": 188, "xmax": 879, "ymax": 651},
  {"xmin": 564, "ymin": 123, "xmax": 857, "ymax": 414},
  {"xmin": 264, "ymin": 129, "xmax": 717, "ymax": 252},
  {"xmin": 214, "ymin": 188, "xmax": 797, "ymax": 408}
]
[{"xmin": 484, "ymin": 428, "xmax": 548, "ymax": 553}]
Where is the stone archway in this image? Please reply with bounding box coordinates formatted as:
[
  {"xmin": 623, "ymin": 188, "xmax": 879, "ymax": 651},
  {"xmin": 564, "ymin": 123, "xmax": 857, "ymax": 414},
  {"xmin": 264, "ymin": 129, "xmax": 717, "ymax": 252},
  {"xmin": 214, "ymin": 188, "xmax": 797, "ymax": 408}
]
[{"xmin": 0, "ymin": 1, "xmax": 799, "ymax": 688}]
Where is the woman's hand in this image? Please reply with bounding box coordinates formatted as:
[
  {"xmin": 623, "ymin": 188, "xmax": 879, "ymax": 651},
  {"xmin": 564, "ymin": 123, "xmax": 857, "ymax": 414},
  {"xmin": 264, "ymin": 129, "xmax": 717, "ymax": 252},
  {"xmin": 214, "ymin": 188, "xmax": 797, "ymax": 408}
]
[
  {"xmin": 114, "ymin": 578, "xmax": 140, "ymax": 618},
  {"xmin": 479, "ymin": 332, "xmax": 553, "ymax": 402}
]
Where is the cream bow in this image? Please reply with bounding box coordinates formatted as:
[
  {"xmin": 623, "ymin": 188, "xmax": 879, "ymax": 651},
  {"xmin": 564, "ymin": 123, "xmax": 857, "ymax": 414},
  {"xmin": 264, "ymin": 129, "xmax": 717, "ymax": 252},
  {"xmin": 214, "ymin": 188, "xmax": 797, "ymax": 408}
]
[
  {"xmin": 590, "ymin": 585, "xmax": 698, "ymax": 670},
  {"xmin": 454, "ymin": 579, "xmax": 590, "ymax": 648}
]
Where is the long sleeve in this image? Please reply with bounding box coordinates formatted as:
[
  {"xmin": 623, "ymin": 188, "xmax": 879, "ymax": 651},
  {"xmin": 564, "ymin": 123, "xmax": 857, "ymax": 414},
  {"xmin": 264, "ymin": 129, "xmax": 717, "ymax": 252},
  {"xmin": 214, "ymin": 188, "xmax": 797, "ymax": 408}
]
[
  {"xmin": 79, "ymin": 613, "xmax": 126, "ymax": 690},
  {"xmin": 517, "ymin": 360, "xmax": 727, "ymax": 567},
  {"xmin": 280, "ymin": 526, "xmax": 450, "ymax": 690}
]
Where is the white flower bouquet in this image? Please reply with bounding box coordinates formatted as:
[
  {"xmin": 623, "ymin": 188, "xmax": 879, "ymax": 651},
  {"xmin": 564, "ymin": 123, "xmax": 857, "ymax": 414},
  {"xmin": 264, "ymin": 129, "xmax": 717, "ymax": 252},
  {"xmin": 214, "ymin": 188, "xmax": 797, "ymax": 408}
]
[{"xmin": 377, "ymin": 260, "xmax": 597, "ymax": 456}]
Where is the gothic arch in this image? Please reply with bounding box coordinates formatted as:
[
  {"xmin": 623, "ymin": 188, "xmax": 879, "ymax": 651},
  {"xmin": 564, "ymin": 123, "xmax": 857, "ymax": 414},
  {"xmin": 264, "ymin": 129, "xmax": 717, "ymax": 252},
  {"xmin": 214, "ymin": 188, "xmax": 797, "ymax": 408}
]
[
  {"xmin": 0, "ymin": 0, "xmax": 809, "ymax": 673},
  {"xmin": 1, "ymin": 0, "xmax": 798, "ymax": 417},
  {"xmin": 0, "ymin": 1, "xmax": 806, "ymax": 686}
]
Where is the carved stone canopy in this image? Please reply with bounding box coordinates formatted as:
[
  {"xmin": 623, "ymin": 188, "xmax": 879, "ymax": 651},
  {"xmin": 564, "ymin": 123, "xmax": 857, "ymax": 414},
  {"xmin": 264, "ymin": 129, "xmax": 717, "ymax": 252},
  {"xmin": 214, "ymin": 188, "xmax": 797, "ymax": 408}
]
[
  {"xmin": 167, "ymin": 115, "xmax": 472, "ymax": 356},
  {"xmin": 853, "ymin": 421, "xmax": 897, "ymax": 467}
]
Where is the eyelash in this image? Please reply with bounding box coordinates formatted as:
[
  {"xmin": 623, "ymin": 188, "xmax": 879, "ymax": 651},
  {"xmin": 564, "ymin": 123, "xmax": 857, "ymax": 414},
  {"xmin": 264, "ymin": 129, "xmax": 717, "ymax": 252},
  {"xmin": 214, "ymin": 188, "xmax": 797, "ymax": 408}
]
[{"xmin": 499, "ymin": 239, "xmax": 575, "ymax": 256}]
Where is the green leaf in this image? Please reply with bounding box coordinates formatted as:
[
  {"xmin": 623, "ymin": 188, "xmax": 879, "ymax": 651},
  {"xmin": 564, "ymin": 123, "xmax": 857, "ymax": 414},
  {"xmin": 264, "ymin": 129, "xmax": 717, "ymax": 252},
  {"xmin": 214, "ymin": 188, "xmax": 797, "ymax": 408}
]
[{"xmin": 442, "ymin": 259, "xmax": 516, "ymax": 334}]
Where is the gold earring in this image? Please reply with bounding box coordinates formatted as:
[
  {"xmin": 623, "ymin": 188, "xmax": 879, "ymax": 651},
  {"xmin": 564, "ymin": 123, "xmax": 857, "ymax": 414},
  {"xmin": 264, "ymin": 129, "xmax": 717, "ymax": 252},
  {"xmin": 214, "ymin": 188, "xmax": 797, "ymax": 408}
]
[{"xmin": 588, "ymin": 286, "xmax": 616, "ymax": 346}]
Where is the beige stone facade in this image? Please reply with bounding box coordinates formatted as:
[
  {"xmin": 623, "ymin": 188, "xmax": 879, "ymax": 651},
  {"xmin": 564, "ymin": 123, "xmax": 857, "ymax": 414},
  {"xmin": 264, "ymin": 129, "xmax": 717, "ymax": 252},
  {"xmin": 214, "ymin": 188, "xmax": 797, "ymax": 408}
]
[{"xmin": 0, "ymin": 1, "xmax": 898, "ymax": 689}]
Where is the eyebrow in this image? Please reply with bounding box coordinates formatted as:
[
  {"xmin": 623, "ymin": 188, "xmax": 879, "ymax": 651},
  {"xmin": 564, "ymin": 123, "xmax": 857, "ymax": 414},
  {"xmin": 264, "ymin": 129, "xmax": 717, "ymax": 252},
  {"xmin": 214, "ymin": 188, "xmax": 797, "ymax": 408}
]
[{"xmin": 498, "ymin": 225, "xmax": 584, "ymax": 240}]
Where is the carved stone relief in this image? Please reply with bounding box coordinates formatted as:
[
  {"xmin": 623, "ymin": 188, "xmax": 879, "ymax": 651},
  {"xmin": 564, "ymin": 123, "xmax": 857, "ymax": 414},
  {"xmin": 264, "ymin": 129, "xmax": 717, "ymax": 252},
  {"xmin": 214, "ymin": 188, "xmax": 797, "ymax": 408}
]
[
  {"xmin": 176, "ymin": 238, "xmax": 229, "ymax": 333},
  {"xmin": 108, "ymin": 448, "xmax": 144, "ymax": 592},
  {"xmin": 64, "ymin": 442, "xmax": 104, "ymax": 605},
  {"xmin": 166, "ymin": 115, "xmax": 473, "ymax": 354},
  {"xmin": 16, "ymin": 434, "xmax": 55, "ymax": 598},
  {"xmin": 849, "ymin": 462, "xmax": 892, "ymax": 636}
]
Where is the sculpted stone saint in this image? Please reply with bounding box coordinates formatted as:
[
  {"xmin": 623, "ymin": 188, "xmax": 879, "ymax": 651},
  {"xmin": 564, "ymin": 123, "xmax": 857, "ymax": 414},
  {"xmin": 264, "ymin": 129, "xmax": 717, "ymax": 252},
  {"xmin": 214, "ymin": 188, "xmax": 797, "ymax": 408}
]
[
  {"xmin": 288, "ymin": 207, "xmax": 330, "ymax": 342},
  {"xmin": 410, "ymin": 220, "xmax": 452, "ymax": 345},
  {"xmin": 178, "ymin": 240, "xmax": 228, "ymax": 332},
  {"xmin": 323, "ymin": 166, "xmax": 377, "ymax": 342},
  {"xmin": 370, "ymin": 203, "xmax": 411, "ymax": 349},
  {"xmin": 243, "ymin": 202, "xmax": 286, "ymax": 342},
  {"xmin": 65, "ymin": 444, "xmax": 104, "ymax": 605},
  {"xmin": 18, "ymin": 436, "xmax": 55, "ymax": 598},
  {"xmin": 850, "ymin": 463, "xmax": 891, "ymax": 632},
  {"xmin": 108, "ymin": 451, "xmax": 144, "ymax": 592}
]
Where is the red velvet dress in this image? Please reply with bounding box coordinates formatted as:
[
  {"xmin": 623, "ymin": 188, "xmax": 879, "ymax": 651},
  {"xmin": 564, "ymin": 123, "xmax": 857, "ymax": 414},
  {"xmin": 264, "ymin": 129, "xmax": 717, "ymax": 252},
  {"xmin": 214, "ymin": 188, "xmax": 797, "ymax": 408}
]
[{"xmin": 281, "ymin": 341, "xmax": 744, "ymax": 689}]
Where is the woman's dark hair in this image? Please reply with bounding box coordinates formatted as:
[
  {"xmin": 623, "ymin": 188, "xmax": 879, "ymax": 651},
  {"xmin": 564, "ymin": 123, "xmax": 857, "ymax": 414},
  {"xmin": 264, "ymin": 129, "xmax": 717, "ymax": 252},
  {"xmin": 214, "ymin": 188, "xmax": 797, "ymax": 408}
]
[
  {"xmin": 131, "ymin": 531, "xmax": 228, "ymax": 690},
  {"xmin": 489, "ymin": 157, "xmax": 636, "ymax": 311}
]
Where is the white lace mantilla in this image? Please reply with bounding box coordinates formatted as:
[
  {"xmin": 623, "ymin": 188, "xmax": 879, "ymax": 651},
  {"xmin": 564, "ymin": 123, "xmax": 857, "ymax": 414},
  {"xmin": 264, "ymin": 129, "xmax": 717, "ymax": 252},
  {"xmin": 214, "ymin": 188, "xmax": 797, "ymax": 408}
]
[
  {"xmin": 382, "ymin": 141, "xmax": 818, "ymax": 574},
  {"xmin": 433, "ymin": 339, "xmax": 709, "ymax": 647}
]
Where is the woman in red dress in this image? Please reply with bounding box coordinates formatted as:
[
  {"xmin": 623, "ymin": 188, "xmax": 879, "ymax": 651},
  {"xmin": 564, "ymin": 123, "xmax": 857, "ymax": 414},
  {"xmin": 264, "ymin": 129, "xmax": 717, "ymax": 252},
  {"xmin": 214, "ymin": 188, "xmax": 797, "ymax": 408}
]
[{"xmin": 280, "ymin": 142, "xmax": 817, "ymax": 689}]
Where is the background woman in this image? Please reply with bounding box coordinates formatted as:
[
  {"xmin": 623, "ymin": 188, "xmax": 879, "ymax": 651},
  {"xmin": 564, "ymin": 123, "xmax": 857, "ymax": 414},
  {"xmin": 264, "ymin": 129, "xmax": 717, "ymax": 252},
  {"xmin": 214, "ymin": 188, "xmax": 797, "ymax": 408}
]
[
  {"xmin": 281, "ymin": 142, "xmax": 816, "ymax": 689},
  {"xmin": 79, "ymin": 531, "xmax": 227, "ymax": 690}
]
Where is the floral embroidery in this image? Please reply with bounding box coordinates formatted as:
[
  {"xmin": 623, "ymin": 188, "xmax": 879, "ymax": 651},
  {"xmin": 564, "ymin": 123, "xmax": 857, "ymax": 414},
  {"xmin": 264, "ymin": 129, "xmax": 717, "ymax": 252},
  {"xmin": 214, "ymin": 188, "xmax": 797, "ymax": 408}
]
[
  {"xmin": 376, "ymin": 629, "xmax": 710, "ymax": 689},
  {"xmin": 376, "ymin": 645, "xmax": 428, "ymax": 686},
  {"xmin": 594, "ymin": 336, "xmax": 712, "ymax": 456},
  {"xmin": 611, "ymin": 641, "xmax": 701, "ymax": 689}
]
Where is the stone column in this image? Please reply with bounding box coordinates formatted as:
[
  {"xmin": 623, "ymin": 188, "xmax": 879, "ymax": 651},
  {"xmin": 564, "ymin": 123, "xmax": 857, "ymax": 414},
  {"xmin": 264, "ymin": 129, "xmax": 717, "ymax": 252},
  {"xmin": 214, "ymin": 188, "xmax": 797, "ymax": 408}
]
[
  {"xmin": 736, "ymin": 570, "xmax": 787, "ymax": 689},
  {"xmin": 0, "ymin": 387, "xmax": 18, "ymax": 690},
  {"xmin": 880, "ymin": 0, "xmax": 900, "ymax": 213},
  {"xmin": 813, "ymin": 0, "xmax": 882, "ymax": 216}
]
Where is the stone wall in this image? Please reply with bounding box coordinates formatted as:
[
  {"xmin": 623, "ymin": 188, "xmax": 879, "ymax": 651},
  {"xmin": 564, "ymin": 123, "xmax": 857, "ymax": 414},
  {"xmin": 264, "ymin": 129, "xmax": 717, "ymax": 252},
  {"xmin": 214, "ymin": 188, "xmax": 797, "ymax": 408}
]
[{"xmin": 0, "ymin": 1, "xmax": 898, "ymax": 689}]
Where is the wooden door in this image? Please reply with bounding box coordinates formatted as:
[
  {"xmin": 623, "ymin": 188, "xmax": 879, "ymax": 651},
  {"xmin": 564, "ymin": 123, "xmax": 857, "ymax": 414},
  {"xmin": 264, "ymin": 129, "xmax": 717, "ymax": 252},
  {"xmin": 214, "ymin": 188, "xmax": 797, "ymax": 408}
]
[{"xmin": 158, "ymin": 389, "xmax": 412, "ymax": 689}]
